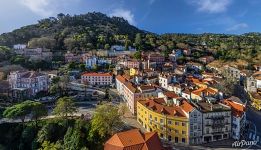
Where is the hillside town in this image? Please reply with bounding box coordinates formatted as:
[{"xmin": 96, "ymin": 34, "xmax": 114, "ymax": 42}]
[{"xmin": 0, "ymin": 41, "xmax": 260, "ymax": 149}]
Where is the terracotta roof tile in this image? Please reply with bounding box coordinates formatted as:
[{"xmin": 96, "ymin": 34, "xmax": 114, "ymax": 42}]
[
  {"xmin": 116, "ymin": 75, "xmax": 127, "ymax": 83},
  {"xmin": 222, "ymin": 99, "xmax": 245, "ymax": 117},
  {"xmin": 139, "ymin": 85, "xmax": 155, "ymax": 91},
  {"xmin": 180, "ymin": 100, "xmax": 195, "ymax": 113},
  {"xmin": 82, "ymin": 72, "xmax": 111, "ymax": 77},
  {"xmin": 124, "ymin": 82, "xmax": 138, "ymax": 93},
  {"xmin": 139, "ymin": 99, "xmax": 187, "ymax": 118},
  {"xmin": 163, "ymin": 91, "xmax": 179, "ymax": 99},
  {"xmin": 104, "ymin": 129, "xmax": 165, "ymax": 150}
]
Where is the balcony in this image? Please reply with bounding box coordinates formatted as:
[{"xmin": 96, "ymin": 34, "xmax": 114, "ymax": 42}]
[{"xmin": 206, "ymin": 116, "xmax": 225, "ymax": 120}]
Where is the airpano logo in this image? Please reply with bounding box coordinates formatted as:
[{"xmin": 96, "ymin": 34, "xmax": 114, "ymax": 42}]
[{"xmin": 232, "ymin": 140, "xmax": 257, "ymax": 147}]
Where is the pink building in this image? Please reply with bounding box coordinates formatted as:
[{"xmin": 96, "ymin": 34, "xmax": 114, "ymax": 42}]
[
  {"xmin": 116, "ymin": 75, "xmax": 161, "ymax": 115},
  {"xmin": 148, "ymin": 54, "xmax": 165, "ymax": 64},
  {"xmin": 64, "ymin": 52, "xmax": 81, "ymax": 63},
  {"xmin": 121, "ymin": 59, "xmax": 140, "ymax": 69},
  {"xmin": 81, "ymin": 72, "xmax": 112, "ymax": 85}
]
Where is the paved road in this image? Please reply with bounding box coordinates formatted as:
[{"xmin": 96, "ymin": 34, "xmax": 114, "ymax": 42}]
[
  {"xmin": 0, "ymin": 101, "xmax": 97, "ymax": 124},
  {"xmin": 234, "ymin": 85, "xmax": 261, "ymax": 149},
  {"xmin": 235, "ymin": 85, "xmax": 261, "ymax": 133}
]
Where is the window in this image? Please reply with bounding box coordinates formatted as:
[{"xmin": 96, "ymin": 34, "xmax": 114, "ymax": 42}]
[
  {"xmin": 206, "ymin": 128, "xmax": 209, "ymax": 134},
  {"xmin": 168, "ymin": 120, "xmax": 172, "ymax": 125},
  {"xmin": 182, "ymin": 138, "xmax": 186, "ymax": 143},
  {"xmin": 225, "ymin": 126, "xmax": 228, "ymax": 131},
  {"xmin": 150, "ymin": 115, "xmax": 152, "ymax": 119},
  {"xmin": 154, "ymin": 117, "xmax": 157, "ymax": 122},
  {"xmin": 182, "ymin": 131, "xmax": 186, "ymax": 135},
  {"xmin": 168, "ymin": 136, "xmax": 172, "ymax": 141},
  {"xmin": 175, "ymin": 121, "xmax": 179, "ymax": 126},
  {"xmin": 175, "ymin": 137, "xmax": 179, "ymax": 143},
  {"xmin": 175, "ymin": 130, "xmax": 179, "ymax": 134},
  {"xmin": 182, "ymin": 122, "xmax": 186, "ymax": 126},
  {"xmin": 160, "ymin": 119, "xmax": 164, "ymax": 124}
]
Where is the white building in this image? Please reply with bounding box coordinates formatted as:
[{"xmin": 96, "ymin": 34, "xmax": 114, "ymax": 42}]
[
  {"xmin": 13, "ymin": 44, "xmax": 26, "ymax": 50},
  {"xmin": 180, "ymin": 100, "xmax": 203, "ymax": 145},
  {"xmin": 116, "ymin": 75, "xmax": 127, "ymax": 96},
  {"xmin": 246, "ymin": 71, "xmax": 261, "ymax": 92},
  {"xmin": 197, "ymin": 102, "xmax": 231, "ymax": 143},
  {"xmin": 222, "ymin": 99, "xmax": 246, "ymax": 140},
  {"xmin": 159, "ymin": 73, "xmax": 172, "ymax": 90},
  {"xmin": 84, "ymin": 56, "xmax": 111, "ymax": 69},
  {"xmin": 8, "ymin": 71, "xmax": 49, "ymax": 96},
  {"xmin": 81, "ymin": 72, "xmax": 112, "ymax": 85},
  {"xmin": 110, "ymin": 45, "xmax": 136, "ymax": 51}
]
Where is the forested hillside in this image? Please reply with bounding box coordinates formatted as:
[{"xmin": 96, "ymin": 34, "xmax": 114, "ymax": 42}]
[
  {"xmin": 0, "ymin": 12, "xmax": 144, "ymax": 50},
  {"xmin": 0, "ymin": 12, "xmax": 261, "ymax": 64}
]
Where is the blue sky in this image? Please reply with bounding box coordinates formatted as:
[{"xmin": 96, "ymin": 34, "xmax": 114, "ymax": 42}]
[{"xmin": 0, "ymin": 0, "xmax": 261, "ymax": 34}]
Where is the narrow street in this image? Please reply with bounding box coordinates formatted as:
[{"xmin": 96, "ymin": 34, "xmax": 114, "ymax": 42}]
[{"xmin": 235, "ymin": 84, "xmax": 261, "ymax": 148}]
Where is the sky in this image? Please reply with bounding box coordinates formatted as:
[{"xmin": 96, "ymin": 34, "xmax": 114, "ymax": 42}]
[{"xmin": 0, "ymin": 0, "xmax": 261, "ymax": 34}]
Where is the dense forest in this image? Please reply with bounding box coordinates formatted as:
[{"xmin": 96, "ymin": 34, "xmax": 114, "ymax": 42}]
[{"xmin": 0, "ymin": 12, "xmax": 261, "ymax": 63}]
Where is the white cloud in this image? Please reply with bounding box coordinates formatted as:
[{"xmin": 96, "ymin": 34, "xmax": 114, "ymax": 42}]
[
  {"xmin": 109, "ymin": 8, "xmax": 136, "ymax": 25},
  {"xmin": 20, "ymin": 0, "xmax": 53, "ymax": 17},
  {"xmin": 191, "ymin": 0, "xmax": 232, "ymax": 13},
  {"xmin": 226, "ymin": 23, "xmax": 248, "ymax": 31},
  {"xmin": 19, "ymin": 0, "xmax": 79, "ymax": 17}
]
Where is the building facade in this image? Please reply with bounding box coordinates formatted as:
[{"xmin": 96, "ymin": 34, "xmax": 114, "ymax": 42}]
[
  {"xmin": 8, "ymin": 71, "xmax": 49, "ymax": 97},
  {"xmin": 81, "ymin": 72, "xmax": 112, "ymax": 85},
  {"xmin": 197, "ymin": 102, "xmax": 232, "ymax": 143},
  {"xmin": 137, "ymin": 99, "xmax": 189, "ymax": 144},
  {"xmin": 222, "ymin": 99, "xmax": 246, "ymax": 140}
]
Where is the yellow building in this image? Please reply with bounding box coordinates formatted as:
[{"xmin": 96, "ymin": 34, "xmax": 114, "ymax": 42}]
[
  {"xmin": 137, "ymin": 98, "xmax": 189, "ymax": 144},
  {"xmin": 249, "ymin": 92, "xmax": 261, "ymax": 110},
  {"xmin": 130, "ymin": 68, "xmax": 138, "ymax": 76}
]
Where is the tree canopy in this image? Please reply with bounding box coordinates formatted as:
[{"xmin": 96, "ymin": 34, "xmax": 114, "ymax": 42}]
[{"xmin": 53, "ymin": 97, "xmax": 77, "ymax": 118}]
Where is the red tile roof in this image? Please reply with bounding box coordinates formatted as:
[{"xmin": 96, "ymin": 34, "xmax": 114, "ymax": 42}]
[
  {"xmin": 222, "ymin": 99, "xmax": 245, "ymax": 117},
  {"xmin": 82, "ymin": 72, "xmax": 112, "ymax": 77},
  {"xmin": 180, "ymin": 99, "xmax": 195, "ymax": 113},
  {"xmin": 104, "ymin": 129, "xmax": 165, "ymax": 150},
  {"xmin": 163, "ymin": 91, "xmax": 179, "ymax": 99},
  {"xmin": 116, "ymin": 75, "xmax": 127, "ymax": 83},
  {"xmin": 139, "ymin": 99, "xmax": 187, "ymax": 118},
  {"xmin": 139, "ymin": 85, "xmax": 155, "ymax": 91},
  {"xmin": 124, "ymin": 82, "xmax": 138, "ymax": 93}
]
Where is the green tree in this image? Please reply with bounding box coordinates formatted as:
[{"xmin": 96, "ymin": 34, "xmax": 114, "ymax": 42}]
[
  {"xmin": 3, "ymin": 100, "xmax": 35, "ymax": 124},
  {"xmin": 63, "ymin": 127, "xmax": 81, "ymax": 150},
  {"xmin": 28, "ymin": 37, "xmax": 56, "ymax": 49},
  {"xmin": 53, "ymin": 97, "xmax": 77, "ymax": 119},
  {"xmin": 176, "ymin": 43, "xmax": 188, "ymax": 49},
  {"xmin": 133, "ymin": 50, "xmax": 142, "ymax": 60},
  {"xmin": 104, "ymin": 44, "xmax": 110, "ymax": 50},
  {"xmin": 64, "ymin": 38, "xmax": 78, "ymax": 51},
  {"xmin": 31, "ymin": 102, "xmax": 48, "ymax": 127},
  {"xmin": 79, "ymin": 64, "xmax": 86, "ymax": 72},
  {"xmin": 39, "ymin": 141, "xmax": 62, "ymax": 150},
  {"xmin": 0, "ymin": 46, "xmax": 11, "ymax": 61},
  {"xmin": 89, "ymin": 103, "xmax": 123, "ymax": 138},
  {"xmin": 135, "ymin": 33, "xmax": 142, "ymax": 50}
]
